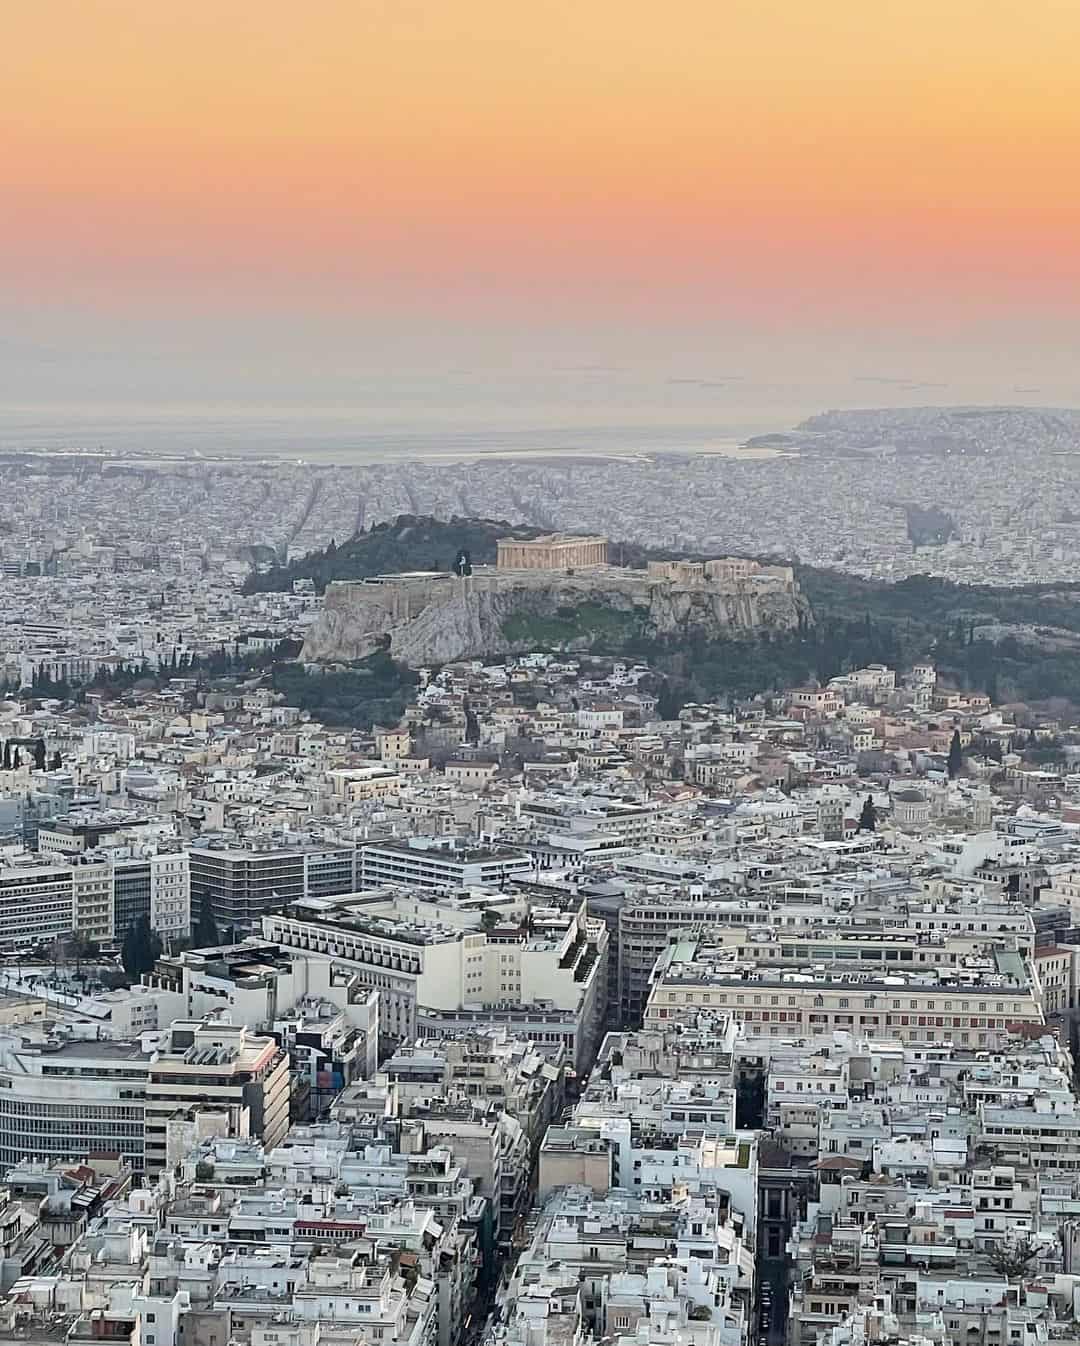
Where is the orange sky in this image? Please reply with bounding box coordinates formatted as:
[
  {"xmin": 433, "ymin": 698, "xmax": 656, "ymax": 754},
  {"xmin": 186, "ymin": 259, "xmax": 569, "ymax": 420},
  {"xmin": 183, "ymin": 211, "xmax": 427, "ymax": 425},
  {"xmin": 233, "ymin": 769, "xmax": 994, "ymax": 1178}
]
[{"xmin": 3, "ymin": 1, "xmax": 1080, "ymax": 406}]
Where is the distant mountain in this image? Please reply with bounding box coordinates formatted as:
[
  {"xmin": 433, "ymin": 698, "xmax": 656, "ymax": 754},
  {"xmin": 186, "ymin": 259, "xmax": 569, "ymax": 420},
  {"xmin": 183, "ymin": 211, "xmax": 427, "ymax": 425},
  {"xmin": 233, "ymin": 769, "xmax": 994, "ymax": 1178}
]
[{"xmin": 793, "ymin": 405, "xmax": 1080, "ymax": 457}]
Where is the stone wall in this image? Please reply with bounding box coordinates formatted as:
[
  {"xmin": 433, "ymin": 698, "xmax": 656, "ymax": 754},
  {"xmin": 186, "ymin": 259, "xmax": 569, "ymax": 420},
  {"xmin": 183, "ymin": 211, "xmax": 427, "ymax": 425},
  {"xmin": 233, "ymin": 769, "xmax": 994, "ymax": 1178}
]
[{"xmin": 301, "ymin": 564, "xmax": 810, "ymax": 667}]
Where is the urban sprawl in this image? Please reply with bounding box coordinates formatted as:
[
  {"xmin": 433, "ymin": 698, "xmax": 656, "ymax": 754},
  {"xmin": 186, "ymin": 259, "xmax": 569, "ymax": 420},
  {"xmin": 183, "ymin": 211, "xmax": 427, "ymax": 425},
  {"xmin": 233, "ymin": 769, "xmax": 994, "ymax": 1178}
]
[{"xmin": 3, "ymin": 441, "xmax": 1080, "ymax": 1346}]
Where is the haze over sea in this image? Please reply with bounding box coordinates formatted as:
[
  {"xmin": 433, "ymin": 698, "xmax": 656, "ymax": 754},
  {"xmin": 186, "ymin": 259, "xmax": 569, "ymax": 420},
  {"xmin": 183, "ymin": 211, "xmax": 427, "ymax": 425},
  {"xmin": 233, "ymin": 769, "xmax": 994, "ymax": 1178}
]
[{"xmin": 0, "ymin": 404, "xmax": 811, "ymax": 463}]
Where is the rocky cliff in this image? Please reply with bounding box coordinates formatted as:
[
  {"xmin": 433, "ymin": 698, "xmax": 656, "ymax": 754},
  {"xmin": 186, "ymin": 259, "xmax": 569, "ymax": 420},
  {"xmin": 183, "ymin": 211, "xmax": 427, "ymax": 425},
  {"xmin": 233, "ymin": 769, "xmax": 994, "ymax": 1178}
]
[{"xmin": 301, "ymin": 568, "xmax": 811, "ymax": 667}]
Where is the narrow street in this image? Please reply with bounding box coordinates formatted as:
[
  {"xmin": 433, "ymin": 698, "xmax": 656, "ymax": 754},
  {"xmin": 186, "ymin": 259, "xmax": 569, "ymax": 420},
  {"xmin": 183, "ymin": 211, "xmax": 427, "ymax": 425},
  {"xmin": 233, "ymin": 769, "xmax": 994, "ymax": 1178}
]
[{"xmin": 757, "ymin": 1255, "xmax": 789, "ymax": 1346}]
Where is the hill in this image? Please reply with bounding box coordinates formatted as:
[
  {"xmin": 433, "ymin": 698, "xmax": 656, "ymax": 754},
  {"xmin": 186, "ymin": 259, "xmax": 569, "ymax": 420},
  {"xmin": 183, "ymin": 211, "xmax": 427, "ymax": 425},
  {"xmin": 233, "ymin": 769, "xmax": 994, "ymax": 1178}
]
[
  {"xmin": 242, "ymin": 516, "xmax": 545, "ymax": 594},
  {"xmin": 249, "ymin": 515, "xmax": 1080, "ymax": 710}
]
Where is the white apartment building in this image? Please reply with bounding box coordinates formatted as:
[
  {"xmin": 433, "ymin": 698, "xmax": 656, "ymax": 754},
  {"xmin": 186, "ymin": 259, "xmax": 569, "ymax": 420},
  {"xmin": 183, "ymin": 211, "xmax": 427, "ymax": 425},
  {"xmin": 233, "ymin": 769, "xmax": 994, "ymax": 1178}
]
[
  {"xmin": 263, "ymin": 891, "xmax": 608, "ymax": 1070},
  {"xmin": 519, "ymin": 792, "xmax": 667, "ymax": 845},
  {"xmin": 359, "ymin": 838, "xmax": 531, "ymax": 890},
  {"xmin": 151, "ymin": 851, "xmax": 191, "ymax": 942}
]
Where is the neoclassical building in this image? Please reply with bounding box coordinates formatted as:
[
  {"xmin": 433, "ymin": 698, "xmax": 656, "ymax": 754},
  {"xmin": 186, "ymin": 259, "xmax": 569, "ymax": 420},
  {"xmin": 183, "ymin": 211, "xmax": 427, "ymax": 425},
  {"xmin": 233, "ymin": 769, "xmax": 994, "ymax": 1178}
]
[{"xmin": 496, "ymin": 534, "xmax": 609, "ymax": 570}]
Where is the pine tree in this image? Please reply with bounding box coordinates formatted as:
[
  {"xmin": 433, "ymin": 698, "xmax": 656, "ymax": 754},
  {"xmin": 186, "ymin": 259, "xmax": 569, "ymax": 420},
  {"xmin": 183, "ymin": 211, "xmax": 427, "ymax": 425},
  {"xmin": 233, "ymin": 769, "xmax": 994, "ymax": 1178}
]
[
  {"xmin": 194, "ymin": 891, "xmax": 220, "ymax": 948},
  {"xmin": 858, "ymin": 797, "xmax": 877, "ymax": 832},
  {"xmin": 33, "ymin": 740, "xmax": 46, "ymax": 771},
  {"xmin": 947, "ymin": 729, "xmax": 963, "ymax": 778},
  {"xmin": 49, "ymin": 751, "xmax": 62, "ymax": 771},
  {"xmin": 1, "ymin": 743, "xmax": 9, "ymax": 771},
  {"xmin": 121, "ymin": 916, "xmax": 162, "ymax": 980}
]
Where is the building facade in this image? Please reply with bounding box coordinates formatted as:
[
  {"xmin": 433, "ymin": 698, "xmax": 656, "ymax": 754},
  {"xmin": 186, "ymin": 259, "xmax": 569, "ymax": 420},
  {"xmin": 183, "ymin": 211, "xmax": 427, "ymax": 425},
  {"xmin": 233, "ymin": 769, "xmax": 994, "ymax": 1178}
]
[{"xmin": 496, "ymin": 536, "xmax": 609, "ymax": 570}]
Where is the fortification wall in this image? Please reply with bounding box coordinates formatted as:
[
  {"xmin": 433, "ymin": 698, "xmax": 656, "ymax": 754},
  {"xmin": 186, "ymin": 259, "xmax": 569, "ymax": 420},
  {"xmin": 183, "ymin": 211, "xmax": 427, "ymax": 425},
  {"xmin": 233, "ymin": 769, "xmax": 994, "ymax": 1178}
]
[{"xmin": 301, "ymin": 564, "xmax": 809, "ymax": 666}]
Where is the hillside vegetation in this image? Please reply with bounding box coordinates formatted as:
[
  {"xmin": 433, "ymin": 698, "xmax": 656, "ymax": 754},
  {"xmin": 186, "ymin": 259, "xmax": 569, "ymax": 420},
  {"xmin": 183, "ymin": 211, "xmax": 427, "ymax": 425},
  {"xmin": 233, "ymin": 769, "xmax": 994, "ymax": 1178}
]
[
  {"xmin": 242, "ymin": 516, "xmax": 544, "ymax": 594},
  {"xmin": 248, "ymin": 515, "xmax": 1080, "ymax": 710}
]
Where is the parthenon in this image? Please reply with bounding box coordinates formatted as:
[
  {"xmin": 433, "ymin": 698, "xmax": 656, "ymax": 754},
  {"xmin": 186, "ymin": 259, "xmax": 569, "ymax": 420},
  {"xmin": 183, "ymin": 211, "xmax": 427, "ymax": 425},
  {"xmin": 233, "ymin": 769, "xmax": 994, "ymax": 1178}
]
[{"xmin": 496, "ymin": 534, "xmax": 609, "ymax": 570}]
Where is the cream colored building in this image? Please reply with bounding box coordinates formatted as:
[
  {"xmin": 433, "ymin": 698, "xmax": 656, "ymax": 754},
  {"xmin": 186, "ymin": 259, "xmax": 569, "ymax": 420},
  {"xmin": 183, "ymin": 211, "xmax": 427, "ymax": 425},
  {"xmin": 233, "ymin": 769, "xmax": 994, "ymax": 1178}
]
[
  {"xmin": 537, "ymin": 1127, "xmax": 614, "ymax": 1199},
  {"xmin": 327, "ymin": 765, "xmax": 402, "ymax": 803},
  {"xmin": 375, "ymin": 728, "xmax": 412, "ymax": 761},
  {"xmin": 73, "ymin": 859, "xmax": 114, "ymax": 943},
  {"xmin": 444, "ymin": 760, "xmax": 499, "ymax": 787},
  {"xmin": 496, "ymin": 534, "xmax": 609, "ymax": 570},
  {"xmin": 644, "ymin": 940, "xmax": 1043, "ymax": 1050},
  {"xmin": 263, "ymin": 891, "xmax": 608, "ymax": 1070},
  {"xmin": 1033, "ymin": 944, "xmax": 1080, "ymax": 1015},
  {"xmin": 144, "ymin": 1019, "xmax": 290, "ymax": 1174}
]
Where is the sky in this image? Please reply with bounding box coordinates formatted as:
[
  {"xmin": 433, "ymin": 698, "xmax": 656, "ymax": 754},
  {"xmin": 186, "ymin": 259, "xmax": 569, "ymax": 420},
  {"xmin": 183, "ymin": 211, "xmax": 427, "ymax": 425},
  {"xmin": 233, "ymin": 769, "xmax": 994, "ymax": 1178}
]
[{"xmin": 3, "ymin": 0, "xmax": 1080, "ymax": 437}]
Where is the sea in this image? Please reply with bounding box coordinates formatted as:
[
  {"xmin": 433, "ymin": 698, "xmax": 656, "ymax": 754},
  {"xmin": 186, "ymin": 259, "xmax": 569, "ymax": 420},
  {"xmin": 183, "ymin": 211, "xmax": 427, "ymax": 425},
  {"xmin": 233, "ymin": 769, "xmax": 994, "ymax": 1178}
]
[{"xmin": 0, "ymin": 405, "xmax": 807, "ymax": 465}]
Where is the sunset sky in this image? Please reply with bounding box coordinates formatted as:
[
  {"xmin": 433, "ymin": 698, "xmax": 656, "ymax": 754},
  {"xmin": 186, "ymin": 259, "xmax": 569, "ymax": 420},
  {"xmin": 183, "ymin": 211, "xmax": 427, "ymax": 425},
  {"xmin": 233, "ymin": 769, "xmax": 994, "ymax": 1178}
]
[{"xmin": 4, "ymin": 0, "xmax": 1080, "ymax": 431}]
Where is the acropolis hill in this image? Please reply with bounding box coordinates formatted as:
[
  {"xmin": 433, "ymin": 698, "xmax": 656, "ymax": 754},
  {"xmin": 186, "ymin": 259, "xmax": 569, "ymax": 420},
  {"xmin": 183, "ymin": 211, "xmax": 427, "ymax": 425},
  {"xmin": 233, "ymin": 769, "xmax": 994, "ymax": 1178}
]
[{"xmin": 300, "ymin": 534, "xmax": 809, "ymax": 666}]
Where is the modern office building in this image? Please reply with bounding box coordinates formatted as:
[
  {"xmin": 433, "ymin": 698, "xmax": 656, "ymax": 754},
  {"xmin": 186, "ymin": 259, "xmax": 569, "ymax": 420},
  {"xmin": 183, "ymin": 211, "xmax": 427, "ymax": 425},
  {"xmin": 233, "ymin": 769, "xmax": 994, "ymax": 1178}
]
[
  {"xmin": 0, "ymin": 1014, "xmax": 286, "ymax": 1176},
  {"xmin": 189, "ymin": 841, "xmax": 360, "ymax": 933},
  {"xmin": 0, "ymin": 860, "xmax": 77, "ymax": 948},
  {"xmin": 359, "ymin": 838, "xmax": 531, "ymax": 891},
  {"xmin": 0, "ymin": 1032, "xmax": 148, "ymax": 1171}
]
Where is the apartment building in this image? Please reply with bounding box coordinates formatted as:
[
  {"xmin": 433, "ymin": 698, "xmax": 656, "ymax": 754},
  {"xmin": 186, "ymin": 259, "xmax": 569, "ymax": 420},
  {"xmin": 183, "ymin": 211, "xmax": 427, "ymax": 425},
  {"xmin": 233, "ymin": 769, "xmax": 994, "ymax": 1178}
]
[
  {"xmin": 518, "ymin": 792, "xmax": 666, "ymax": 846},
  {"xmin": 72, "ymin": 857, "xmax": 114, "ymax": 943},
  {"xmin": 150, "ymin": 851, "xmax": 191, "ymax": 942},
  {"xmin": 327, "ymin": 765, "xmax": 402, "ymax": 802},
  {"xmin": 382, "ymin": 1033, "xmax": 566, "ymax": 1160},
  {"xmin": 977, "ymin": 1094, "xmax": 1080, "ymax": 1172},
  {"xmin": 148, "ymin": 941, "xmax": 380, "ymax": 1083}
]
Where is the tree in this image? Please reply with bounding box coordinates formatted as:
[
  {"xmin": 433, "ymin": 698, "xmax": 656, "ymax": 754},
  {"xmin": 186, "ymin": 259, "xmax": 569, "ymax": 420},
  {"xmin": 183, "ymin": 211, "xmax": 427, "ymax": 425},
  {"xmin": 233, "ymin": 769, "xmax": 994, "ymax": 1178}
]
[
  {"xmin": 121, "ymin": 916, "xmax": 162, "ymax": 980},
  {"xmin": 656, "ymin": 682, "xmax": 683, "ymax": 721},
  {"xmin": 989, "ymin": 1235, "xmax": 1038, "ymax": 1281},
  {"xmin": 858, "ymin": 797, "xmax": 877, "ymax": 832},
  {"xmin": 194, "ymin": 891, "xmax": 220, "ymax": 948},
  {"xmin": 49, "ymin": 751, "xmax": 61, "ymax": 770},
  {"xmin": 33, "ymin": 739, "xmax": 46, "ymax": 771},
  {"xmin": 1, "ymin": 743, "xmax": 8, "ymax": 771},
  {"xmin": 947, "ymin": 729, "xmax": 963, "ymax": 778}
]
